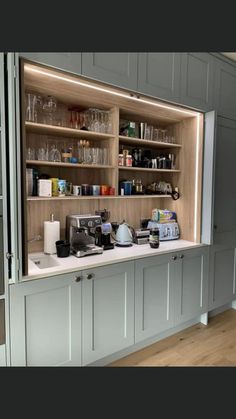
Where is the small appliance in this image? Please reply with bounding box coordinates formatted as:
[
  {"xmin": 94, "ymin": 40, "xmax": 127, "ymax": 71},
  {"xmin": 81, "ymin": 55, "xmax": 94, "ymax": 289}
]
[
  {"xmin": 115, "ymin": 220, "xmax": 133, "ymax": 247},
  {"xmin": 66, "ymin": 214, "xmax": 103, "ymax": 257},
  {"xmin": 133, "ymin": 228, "xmax": 150, "ymax": 245},
  {"xmin": 147, "ymin": 220, "xmax": 180, "ymax": 241},
  {"xmin": 95, "ymin": 209, "xmax": 114, "ymax": 250}
]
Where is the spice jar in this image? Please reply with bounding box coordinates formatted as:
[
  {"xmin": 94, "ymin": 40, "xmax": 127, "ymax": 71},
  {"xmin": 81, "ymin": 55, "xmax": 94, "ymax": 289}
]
[
  {"xmin": 125, "ymin": 154, "xmax": 132, "ymax": 167},
  {"xmin": 118, "ymin": 154, "xmax": 124, "ymax": 166}
]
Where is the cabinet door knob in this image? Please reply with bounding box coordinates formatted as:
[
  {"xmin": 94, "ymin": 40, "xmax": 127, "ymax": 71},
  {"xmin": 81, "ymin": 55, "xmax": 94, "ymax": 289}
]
[
  {"xmin": 75, "ymin": 275, "xmax": 82, "ymax": 282},
  {"xmin": 171, "ymin": 255, "xmax": 177, "ymax": 261},
  {"xmin": 86, "ymin": 273, "xmax": 95, "ymax": 280},
  {"xmin": 179, "ymin": 254, "xmax": 184, "ymax": 259}
]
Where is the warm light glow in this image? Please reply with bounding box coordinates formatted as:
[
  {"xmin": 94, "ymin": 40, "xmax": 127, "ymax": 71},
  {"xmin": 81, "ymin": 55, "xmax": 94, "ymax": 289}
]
[
  {"xmin": 194, "ymin": 113, "xmax": 201, "ymax": 242},
  {"xmin": 24, "ymin": 65, "xmax": 198, "ymax": 117}
]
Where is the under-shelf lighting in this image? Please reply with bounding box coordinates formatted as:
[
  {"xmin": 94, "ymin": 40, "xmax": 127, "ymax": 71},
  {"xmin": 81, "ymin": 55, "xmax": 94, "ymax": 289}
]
[{"xmin": 24, "ymin": 65, "xmax": 199, "ymax": 117}]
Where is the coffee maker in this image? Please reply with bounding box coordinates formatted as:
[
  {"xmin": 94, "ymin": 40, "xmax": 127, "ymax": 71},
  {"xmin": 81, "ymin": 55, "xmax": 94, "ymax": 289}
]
[
  {"xmin": 95, "ymin": 209, "xmax": 114, "ymax": 250},
  {"xmin": 66, "ymin": 214, "xmax": 103, "ymax": 257}
]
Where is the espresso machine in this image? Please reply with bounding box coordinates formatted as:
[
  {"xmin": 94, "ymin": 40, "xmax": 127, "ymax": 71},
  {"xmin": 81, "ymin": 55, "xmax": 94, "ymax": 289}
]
[
  {"xmin": 95, "ymin": 209, "xmax": 114, "ymax": 250},
  {"xmin": 66, "ymin": 214, "xmax": 103, "ymax": 257}
]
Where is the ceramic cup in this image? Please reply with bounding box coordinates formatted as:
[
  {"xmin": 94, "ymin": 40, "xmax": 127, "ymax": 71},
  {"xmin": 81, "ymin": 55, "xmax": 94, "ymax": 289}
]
[
  {"xmin": 91, "ymin": 185, "xmax": 100, "ymax": 196},
  {"xmin": 81, "ymin": 184, "xmax": 91, "ymax": 196},
  {"xmin": 72, "ymin": 185, "xmax": 82, "ymax": 196}
]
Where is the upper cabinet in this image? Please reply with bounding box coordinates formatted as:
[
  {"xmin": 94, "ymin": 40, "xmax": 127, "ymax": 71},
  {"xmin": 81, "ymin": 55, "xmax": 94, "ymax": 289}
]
[
  {"xmin": 180, "ymin": 53, "xmax": 214, "ymax": 111},
  {"xmin": 213, "ymin": 117, "xmax": 236, "ymax": 247},
  {"xmin": 20, "ymin": 53, "xmax": 82, "ymax": 75},
  {"xmin": 137, "ymin": 53, "xmax": 181, "ymax": 102},
  {"xmin": 81, "ymin": 53, "xmax": 138, "ymax": 90},
  {"xmin": 214, "ymin": 58, "xmax": 236, "ymax": 119}
]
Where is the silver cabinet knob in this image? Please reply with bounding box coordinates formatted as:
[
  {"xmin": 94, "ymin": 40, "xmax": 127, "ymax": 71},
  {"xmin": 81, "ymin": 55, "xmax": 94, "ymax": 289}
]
[
  {"xmin": 75, "ymin": 275, "xmax": 82, "ymax": 282},
  {"xmin": 179, "ymin": 254, "xmax": 184, "ymax": 259},
  {"xmin": 171, "ymin": 255, "xmax": 177, "ymax": 261},
  {"xmin": 86, "ymin": 273, "xmax": 95, "ymax": 280}
]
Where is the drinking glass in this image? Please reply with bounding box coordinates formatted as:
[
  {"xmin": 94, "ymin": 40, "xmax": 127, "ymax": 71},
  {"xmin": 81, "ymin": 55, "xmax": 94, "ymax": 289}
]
[
  {"xmin": 37, "ymin": 147, "xmax": 47, "ymax": 161},
  {"xmin": 49, "ymin": 144, "xmax": 61, "ymax": 162},
  {"xmin": 153, "ymin": 128, "xmax": 160, "ymax": 142},
  {"xmin": 25, "ymin": 93, "xmax": 42, "ymax": 123},
  {"xmin": 42, "ymin": 96, "xmax": 57, "ymax": 125},
  {"xmin": 26, "ymin": 147, "xmax": 35, "ymax": 160},
  {"xmin": 93, "ymin": 109, "xmax": 100, "ymax": 132},
  {"xmin": 100, "ymin": 112, "xmax": 106, "ymax": 133},
  {"xmin": 144, "ymin": 124, "xmax": 153, "ymax": 140}
]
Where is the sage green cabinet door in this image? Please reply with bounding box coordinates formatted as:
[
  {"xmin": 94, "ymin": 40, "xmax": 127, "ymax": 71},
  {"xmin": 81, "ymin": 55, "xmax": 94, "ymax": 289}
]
[
  {"xmin": 214, "ymin": 58, "xmax": 236, "ymax": 119},
  {"xmin": 135, "ymin": 254, "xmax": 175, "ymax": 343},
  {"xmin": 82, "ymin": 53, "xmax": 138, "ymax": 90},
  {"xmin": 213, "ymin": 117, "xmax": 236, "ymax": 247},
  {"xmin": 20, "ymin": 53, "xmax": 82, "ymax": 75},
  {"xmin": 10, "ymin": 272, "xmax": 82, "ymax": 366},
  {"xmin": 137, "ymin": 53, "xmax": 181, "ymax": 102},
  {"xmin": 180, "ymin": 53, "xmax": 214, "ymax": 111},
  {"xmin": 208, "ymin": 245, "xmax": 236, "ymax": 310},
  {"xmin": 174, "ymin": 247, "xmax": 209, "ymax": 325},
  {"xmin": 82, "ymin": 261, "xmax": 134, "ymax": 365}
]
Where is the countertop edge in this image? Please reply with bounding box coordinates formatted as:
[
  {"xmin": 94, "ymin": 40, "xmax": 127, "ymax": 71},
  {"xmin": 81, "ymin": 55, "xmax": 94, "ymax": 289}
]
[{"xmin": 17, "ymin": 241, "xmax": 208, "ymax": 283}]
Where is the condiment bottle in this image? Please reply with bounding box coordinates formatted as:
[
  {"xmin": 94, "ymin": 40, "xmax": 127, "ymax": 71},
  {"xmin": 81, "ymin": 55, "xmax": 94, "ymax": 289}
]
[{"xmin": 149, "ymin": 226, "xmax": 160, "ymax": 248}]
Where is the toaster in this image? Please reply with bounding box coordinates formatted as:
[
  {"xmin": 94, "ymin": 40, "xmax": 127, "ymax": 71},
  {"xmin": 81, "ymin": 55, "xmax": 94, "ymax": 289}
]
[{"xmin": 148, "ymin": 221, "xmax": 180, "ymax": 241}]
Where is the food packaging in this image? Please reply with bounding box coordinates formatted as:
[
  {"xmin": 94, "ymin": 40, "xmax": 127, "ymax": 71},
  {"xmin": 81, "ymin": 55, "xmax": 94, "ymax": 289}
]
[{"xmin": 37, "ymin": 179, "xmax": 52, "ymax": 197}]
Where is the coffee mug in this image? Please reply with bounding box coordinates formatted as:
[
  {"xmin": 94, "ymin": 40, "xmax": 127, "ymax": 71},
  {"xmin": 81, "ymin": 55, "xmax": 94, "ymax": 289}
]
[
  {"xmin": 73, "ymin": 185, "xmax": 81, "ymax": 196},
  {"xmin": 91, "ymin": 185, "xmax": 100, "ymax": 196},
  {"xmin": 121, "ymin": 181, "xmax": 132, "ymax": 195}
]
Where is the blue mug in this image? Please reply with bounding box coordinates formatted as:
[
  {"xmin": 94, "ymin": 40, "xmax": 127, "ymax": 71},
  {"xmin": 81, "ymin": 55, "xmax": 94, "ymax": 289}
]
[{"xmin": 121, "ymin": 181, "xmax": 132, "ymax": 195}]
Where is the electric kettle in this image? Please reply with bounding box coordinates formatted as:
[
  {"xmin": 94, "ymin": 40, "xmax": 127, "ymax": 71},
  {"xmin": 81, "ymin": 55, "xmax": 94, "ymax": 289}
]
[{"xmin": 115, "ymin": 220, "xmax": 133, "ymax": 247}]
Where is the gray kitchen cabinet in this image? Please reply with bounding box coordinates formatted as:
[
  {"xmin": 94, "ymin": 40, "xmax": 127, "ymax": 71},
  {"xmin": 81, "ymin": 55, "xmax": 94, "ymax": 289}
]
[
  {"xmin": 214, "ymin": 58, "xmax": 236, "ymax": 119},
  {"xmin": 82, "ymin": 261, "xmax": 135, "ymax": 365},
  {"xmin": 180, "ymin": 53, "xmax": 214, "ymax": 111},
  {"xmin": 174, "ymin": 247, "xmax": 209, "ymax": 325},
  {"xmin": 135, "ymin": 254, "xmax": 175, "ymax": 343},
  {"xmin": 0, "ymin": 201, "xmax": 4, "ymax": 295},
  {"xmin": 137, "ymin": 53, "xmax": 181, "ymax": 102},
  {"xmin": 213, "ymin": 117, "xmax": 236, "ymax": 247},
  {"xmin": 208, "ymin": 245, "xmax": 236, "ymax": 310},
  {"xmin": 9, "ymin": 271, "xmax": 82, "ymax": 366},
  {"xmin": 81, "ymin": 53, "xmax": 138, "ymax": 90},
  {"xmin": 20, "ymin": 53, "xmax": 82, "ymax": 75}
]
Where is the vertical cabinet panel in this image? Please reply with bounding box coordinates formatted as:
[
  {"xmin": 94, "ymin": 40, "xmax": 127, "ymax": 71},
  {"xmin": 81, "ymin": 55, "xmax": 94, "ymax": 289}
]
[
  {"xmin": 213, "ymin": 117, "xmax": 236, "ymax": 246},
  {"xmin": 82, "ymin": 53, "xmax": 138, "ymax": 90},
  {"xmin": 209, "ymin": 245, "xmax": 235, "ymax": 310},
  {"xmin": 214, "ymin": 59, "xmax": 236, "ymax": 120},
  {"xmin": 135, "ymin": 254, "xmax": 174, "ymax": 343},
  {"xmin": 0, "ymin": 201, "xmax": 3, "ymax": 295},
  {"xmin": 82, "ymin": 262, "xmax": 134, "ymax": 365},
  {"xmin": 180, "ymin": 53, "xmax": 214, "ymax": 110},
  {"xmin": 10, "ymin": 272, "xmax": 82, "ymax": 366},
  {"xmin": 0, "ymin": 300, "xmax": 5, "ymax": 345},
  {"xmin": 137, "ymin": 53, "xmax": 181, "ymax": 102},
  {"xmin": 20, "ymin": 53, "xmax": 82, "ymax": 75},
  {"xmin": 174, "ymin": 247, "xmax": 209, "ymax": 325}
]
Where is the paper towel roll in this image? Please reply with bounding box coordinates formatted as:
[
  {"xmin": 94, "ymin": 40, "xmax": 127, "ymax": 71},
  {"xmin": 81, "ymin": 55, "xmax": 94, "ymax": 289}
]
[{"xmin": 44, "ymin": 220, "xmax": 60, "ymax": 254}]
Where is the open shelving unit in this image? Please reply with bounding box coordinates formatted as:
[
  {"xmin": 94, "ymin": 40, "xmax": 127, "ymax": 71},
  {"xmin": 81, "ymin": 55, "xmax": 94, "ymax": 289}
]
[{"xmin": 21, "ymin": 58, "xmax": 204, "ymax": 274}]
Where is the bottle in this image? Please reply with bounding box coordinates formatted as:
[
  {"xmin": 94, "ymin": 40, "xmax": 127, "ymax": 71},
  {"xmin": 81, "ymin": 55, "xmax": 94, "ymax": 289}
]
[
  {"xmin": 128, "ymin": 122, "xmax": 136, "ymax": 137},
  {"xmin": 149, "ymin": 226, "xmax": 160, "ymax": 248}
]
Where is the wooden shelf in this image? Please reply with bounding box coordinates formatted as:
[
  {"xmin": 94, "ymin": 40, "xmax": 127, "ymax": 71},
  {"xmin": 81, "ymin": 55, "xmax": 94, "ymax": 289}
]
[
  {"xmin": 25, "ymin": 122, "xmax": 115, "ymax": 140},
  {"xmin": 27, "ymin": 194, "xmax": 171, "ymax": 201},
  {"xmin": 119, "ymin": 166, "xmax": 180, "ymax": 173},
  {"xmin": 26, "ymin": 160, "xmax": 114, "ymax": 169},
  {"xmin": 119, "ymin": 135, "xmax": 182, "ymax": 149}
]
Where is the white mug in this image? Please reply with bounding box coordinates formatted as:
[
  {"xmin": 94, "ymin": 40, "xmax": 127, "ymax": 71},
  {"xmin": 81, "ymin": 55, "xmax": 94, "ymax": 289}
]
[{"xmin": 73, "ymin": 185, "xmax": 81, "ymax": 196}]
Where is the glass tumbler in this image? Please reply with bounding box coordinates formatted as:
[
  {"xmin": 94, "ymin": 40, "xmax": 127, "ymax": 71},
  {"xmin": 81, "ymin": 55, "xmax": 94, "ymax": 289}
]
[{"xmin": 25, "ymin": 93, "xmax": 42, "ymax": 123}]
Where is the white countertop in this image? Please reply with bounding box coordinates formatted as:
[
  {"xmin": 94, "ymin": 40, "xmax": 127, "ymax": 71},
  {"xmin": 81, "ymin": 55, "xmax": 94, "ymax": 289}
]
[{"xmin": 21, "ymin": 240, "xmax": 206, "ymax": 282}]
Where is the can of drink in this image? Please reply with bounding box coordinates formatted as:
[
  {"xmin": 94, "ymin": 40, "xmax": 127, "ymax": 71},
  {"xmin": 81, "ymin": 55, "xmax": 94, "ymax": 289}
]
[
  {"xmin": 50, "ymin": 178, "xmax": 59, "ymax": 197},
  {"xmin": 58, "ymin": 179, "xmax": 66, "ymax": 197}
]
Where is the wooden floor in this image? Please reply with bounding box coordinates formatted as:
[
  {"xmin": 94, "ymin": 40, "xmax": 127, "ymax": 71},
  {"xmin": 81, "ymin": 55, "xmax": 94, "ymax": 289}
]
[{"xmin": 109, "ymin": 309, "xmax": 236, "ymax": 366}]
